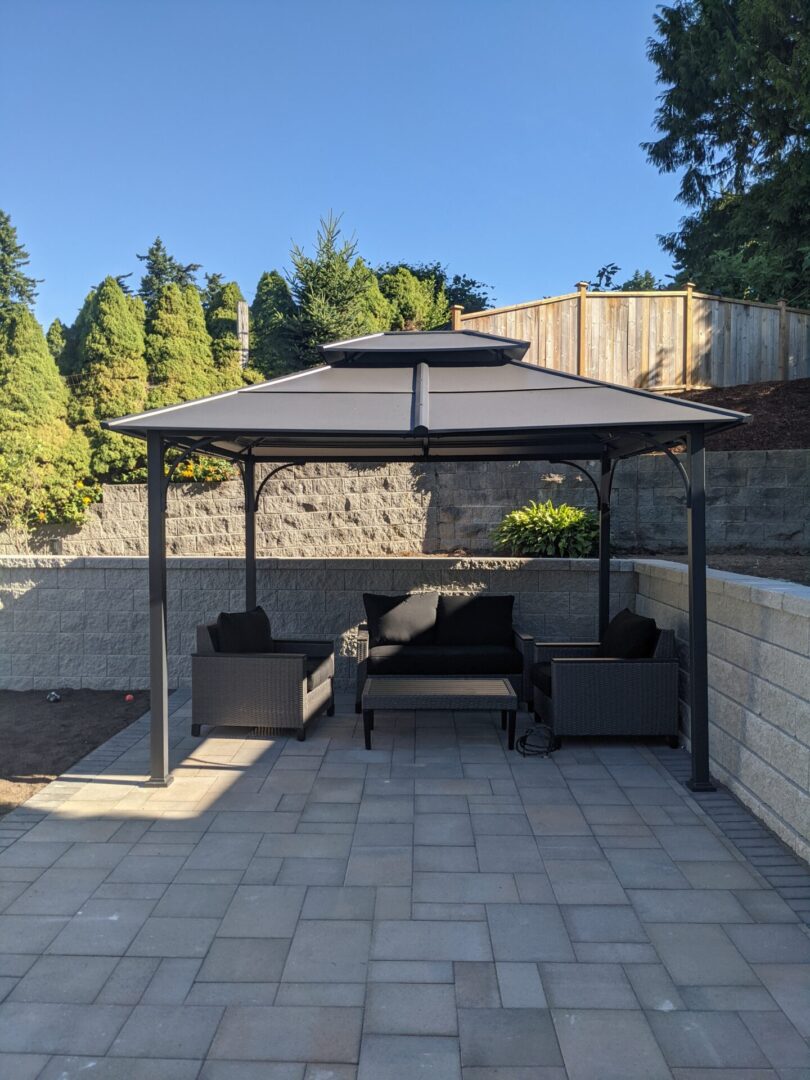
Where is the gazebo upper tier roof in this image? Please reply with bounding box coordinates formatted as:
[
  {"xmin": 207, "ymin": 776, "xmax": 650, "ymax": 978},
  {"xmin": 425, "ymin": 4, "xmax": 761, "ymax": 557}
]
[{"xmin": 105, "ymin": 330, "xmax": 748, "ymax": 462}]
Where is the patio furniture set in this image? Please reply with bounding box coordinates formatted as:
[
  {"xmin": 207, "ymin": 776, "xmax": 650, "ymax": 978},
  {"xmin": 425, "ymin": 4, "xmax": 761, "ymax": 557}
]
[{"xmin": 190, "ymin": 592, "xmax": 680, "ymax": 750}]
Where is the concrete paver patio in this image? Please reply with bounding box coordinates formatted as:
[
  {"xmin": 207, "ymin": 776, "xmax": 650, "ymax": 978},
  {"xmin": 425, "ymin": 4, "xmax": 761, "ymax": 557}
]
[{"xmin": 0, "ymin": 691, "xmax": 808, "ymax": 1079}]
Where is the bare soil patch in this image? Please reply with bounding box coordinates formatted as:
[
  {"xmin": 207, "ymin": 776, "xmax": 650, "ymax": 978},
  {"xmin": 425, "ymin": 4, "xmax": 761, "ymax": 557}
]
[
  {"xmin": 673, "ymin": 378, "xmax": 810, "ymax": 451},
  {"xmin": 665, "ymin": 553, "xmax": 810, "ymax": 587},
  {"xmin": 0, "ymin": 688, "xmax": 148, "ymax": 816}
]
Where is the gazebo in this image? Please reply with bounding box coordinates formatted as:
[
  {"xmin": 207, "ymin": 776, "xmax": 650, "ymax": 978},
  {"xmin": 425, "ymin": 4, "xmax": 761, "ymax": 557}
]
[{"xmin": 106, "ymin": 330, "xmax": 747, "ymax": 790}]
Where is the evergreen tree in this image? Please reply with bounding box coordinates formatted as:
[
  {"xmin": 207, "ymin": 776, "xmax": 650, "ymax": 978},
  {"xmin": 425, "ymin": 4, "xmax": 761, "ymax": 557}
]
[
  {"xmin": 46, "ymin": 318, "xmax": 68, "ymax": 364},
  {"xmin": 0, "ymin": 306, "xmax": 91, "ymax": 527},
  {"xmin": 286, "ymin": 215, "xmax": 391, "ymax": 367},
  {"xmin": 205, "ymin": 280, "xmax": 247, "ymax": 389},
  {"xmin": 645, "ymin": 0, "xmax": 810, "ymax": 301},
  {"xmin": 69, "ymin": 277, "xmax": 148, "ymax": 480},
  {"xmin": 379, "ymin": 266, "xmax": 450, "ymax": 329},
  {"xmin": 378, "ymin": 260, "xmax": 493, "ymax": 313},
  {"xmin": 589, "ymin": 265, "xmax": 665, "ymax": 290},
  {"xmin": 137, "ymin": 236, "xmax": 201, "ymax": 317},
  {"xmin": 250, "ymin": 270, "xmax": 296, "ymax": 377},
  {"xmin": 146, "ymin": 284, "xmax": 218, "ymax": 407},
  {"xmin": 0, "ymin": 210, "xmax": 39, "ymax": 313},
  {"xmin": 201, "ymin": 272, "xmax": 225, "ymax": 313}
]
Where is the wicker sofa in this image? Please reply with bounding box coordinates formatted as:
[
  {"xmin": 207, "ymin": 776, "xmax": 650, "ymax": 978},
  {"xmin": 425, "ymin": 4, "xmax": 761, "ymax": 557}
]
[
  {"xmin": 192, "ymin": 614, "xmax": 335, "ymax": 740},
  {"xmin": 355, "ymin": 591, "xmax": 533, "ymax": 710},
  {"xmin": 531, "ymin": 609, "xmax": 679, "ymax": 746}
]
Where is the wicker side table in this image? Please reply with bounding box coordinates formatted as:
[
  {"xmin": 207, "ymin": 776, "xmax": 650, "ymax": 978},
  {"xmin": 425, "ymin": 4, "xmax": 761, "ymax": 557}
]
[{"xmin": 361, "ymin": 676, "xmax": 518, "ymax": 751}]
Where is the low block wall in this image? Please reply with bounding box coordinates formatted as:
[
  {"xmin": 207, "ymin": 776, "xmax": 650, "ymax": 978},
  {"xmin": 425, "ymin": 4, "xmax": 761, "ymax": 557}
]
[
  {"xmin": 636, "ymin": 560, "xmax": 810, "ymax": 862},
  {"xmin": 4, "ymin": 449, "xmax": 808, "ymax": 558},
  {"xmin": 0, "ymin": 556, "xmax": 636, "ymax": 695}
]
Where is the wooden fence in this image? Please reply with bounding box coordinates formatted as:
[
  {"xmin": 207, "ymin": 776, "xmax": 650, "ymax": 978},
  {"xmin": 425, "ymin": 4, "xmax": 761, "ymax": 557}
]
[{"xmin": 453, "ymin": 283, "xmax": 810, "ymax": 391}]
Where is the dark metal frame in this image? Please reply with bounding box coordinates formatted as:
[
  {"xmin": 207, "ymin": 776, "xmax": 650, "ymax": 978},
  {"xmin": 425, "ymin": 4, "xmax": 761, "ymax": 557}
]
[{"xmin": 143, "ymin": 426, "xmax": 714, "ymax": 792}]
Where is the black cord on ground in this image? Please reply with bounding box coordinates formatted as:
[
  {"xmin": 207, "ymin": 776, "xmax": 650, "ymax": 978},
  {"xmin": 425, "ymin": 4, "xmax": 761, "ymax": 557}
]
[{"xmin": 515, "ymin": 723, "xmax": 557, "ymax": 757}]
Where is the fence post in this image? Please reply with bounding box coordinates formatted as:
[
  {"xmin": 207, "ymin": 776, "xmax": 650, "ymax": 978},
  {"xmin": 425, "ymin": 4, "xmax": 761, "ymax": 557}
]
[
  {"xmin": 778, "ymin": 298, "xmax": 789, "ymax": 381},
  {"xmin": 576, "ymin": 281, "xmax": 588, "ymax": 376},
  {"xmin": 237, "ymin": 300, "xmax": 250, "ymax": 368},
  {"xmin": 450, "ymin": 305, "xmax": 463, "ymax": 331},
  {"xmin": 683, "ymin": 282, "xmax": 695, "ymax": 390}
]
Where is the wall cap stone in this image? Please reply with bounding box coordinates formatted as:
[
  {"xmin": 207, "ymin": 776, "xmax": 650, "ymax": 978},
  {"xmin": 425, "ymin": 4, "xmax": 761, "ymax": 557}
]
[{"xmin": 633, "ymin": 558, "xmax": 810, "ymax": 617}]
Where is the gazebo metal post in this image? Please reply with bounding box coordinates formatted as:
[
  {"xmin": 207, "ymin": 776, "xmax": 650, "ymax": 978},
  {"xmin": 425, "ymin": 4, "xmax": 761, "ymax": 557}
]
[
  {"xmin": 598, "ymin": 455, "xmax": 613, "ymax": 639},
  {"xmin": 244, "ymin": 453, "xmax": 257, "ymax": 610},
  {"xmin": 146, "ymin": 431, "xmax": 172, "ymax": 787},
  {"xmin": 685, "ymin": 426, "xmax": 714, "ymax": 791}
]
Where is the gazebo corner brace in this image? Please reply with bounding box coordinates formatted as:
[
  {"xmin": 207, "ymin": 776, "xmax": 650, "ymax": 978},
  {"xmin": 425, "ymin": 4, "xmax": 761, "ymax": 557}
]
[
  {"xmin": 145, "ymin": 431, "xmax": 173, "ymax": 787},
  {"xmin": 243, "ymin": 460, "xmax": 296, "ymax": 611},
  {"xmin": 554, "ymin": 457, "xmax": 616, "ymax": 640}
]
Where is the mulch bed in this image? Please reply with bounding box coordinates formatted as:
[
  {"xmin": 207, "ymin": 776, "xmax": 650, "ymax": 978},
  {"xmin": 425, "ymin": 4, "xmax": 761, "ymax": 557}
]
[
  {"xmin": 672, "ymin": 377, "xmax": 810, "ymax": 451},
  {"xmin": 0, "ymin": 689, "xmax": 148, "ymax": 816}
]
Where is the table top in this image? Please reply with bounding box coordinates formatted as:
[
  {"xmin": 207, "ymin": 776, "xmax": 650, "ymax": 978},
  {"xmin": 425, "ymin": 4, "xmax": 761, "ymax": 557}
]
[{"xmin": 362, "ymin": 676, "xmax": 517, "ymax": 708}]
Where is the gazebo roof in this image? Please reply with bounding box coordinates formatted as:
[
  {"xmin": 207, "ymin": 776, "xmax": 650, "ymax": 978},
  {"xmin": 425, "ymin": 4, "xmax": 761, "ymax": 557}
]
[{"xmin": 105, "ymin": 330, "xmax": 748, "ymax": 462}]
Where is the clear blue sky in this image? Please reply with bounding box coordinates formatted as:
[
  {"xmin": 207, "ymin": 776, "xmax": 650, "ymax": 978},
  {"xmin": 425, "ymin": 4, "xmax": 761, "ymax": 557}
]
[{"xmin": 3, "ymin": 0, "xmax": 683, "ymax": 330}]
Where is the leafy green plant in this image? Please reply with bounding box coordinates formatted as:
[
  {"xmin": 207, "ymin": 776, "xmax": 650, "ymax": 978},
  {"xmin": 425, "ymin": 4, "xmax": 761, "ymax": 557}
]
[{"xmin": 493, "ymin": 499, "xmax": 598, "ymax": 558}]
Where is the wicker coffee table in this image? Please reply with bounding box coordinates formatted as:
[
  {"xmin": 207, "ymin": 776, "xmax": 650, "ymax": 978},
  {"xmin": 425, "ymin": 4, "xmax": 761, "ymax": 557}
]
[{"xmin": 361, "ymin": 676, "xmax": 518, "ymax": 751}]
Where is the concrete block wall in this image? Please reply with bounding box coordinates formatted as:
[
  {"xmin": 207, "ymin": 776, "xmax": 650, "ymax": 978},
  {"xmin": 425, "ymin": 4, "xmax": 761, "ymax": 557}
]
[
  {"xmin": 4, "ymin": 449, "xmax": 808, "ymax": 558},
  {"xmin": 0, "ymin": 556, "xmax": 636, "ymax": 695},
  {"xmin": 635, "ymin": 559, "xmax": 810, "ymax": 863}
]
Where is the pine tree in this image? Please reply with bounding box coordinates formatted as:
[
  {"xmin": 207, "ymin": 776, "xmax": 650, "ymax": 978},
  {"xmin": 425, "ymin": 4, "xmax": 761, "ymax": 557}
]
[
  {"xmin": 201, "ymin": 272, "xmax": 225, "ymax": 313},
  {"xmin": 146, "ymin": 284, "xmax": 218, "ymax": 407},
  {"xmin": 137, "ymin": 236, "xmax": 201, "ymax": 318},
  {"xmin": 286, "ymin": 215, "xmax": 391, "ymax": 367},
  {"xmin": 0, "ymin": 210, "xmax": 40, "ymax": 313},
  {"xmin": 379, "ymin": 266, "xmax": 450, "ymax": 329},
  {"xmin": 205, "ymin": 280, "xmax": 247, "ymax": 389},
  {"xmin": 0, "ymin": 306, "xmax": 91, "ymax": 527},
  {"xmin": 69, "ymin": 276, "xmax": 148, "ymax": 480},
  {"xmin": 250, "ymin": 270, "xmax": 296, "ymax": 377}
]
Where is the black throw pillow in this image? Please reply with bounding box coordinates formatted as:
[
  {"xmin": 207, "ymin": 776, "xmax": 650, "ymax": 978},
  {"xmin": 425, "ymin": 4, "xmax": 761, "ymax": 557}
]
[
  {"xmin": 216, "ymin": 606, "xmax": 274, "ymax": 654},
  {"xmin": 435, "ymin": 594, "xmax": 514, "ymax": 647},
  {"xmin": 597, "ymin": 608, "xmax": 658, "ymax": 659},
  {"xmin": 363, "ymin": 592, "xmax": 439, "ymax": 646}
]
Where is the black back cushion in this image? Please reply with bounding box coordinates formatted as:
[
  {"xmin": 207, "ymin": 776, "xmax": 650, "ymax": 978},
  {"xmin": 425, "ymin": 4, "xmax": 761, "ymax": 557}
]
[
  {"xmin": 363, "ymin": 592, "xmax": 439, "ymax": 646},
  {"xmin": 435, "ymin": 594, "xmax": 514, "ymax": 647},
  {"xmin": 216, "ymin": 606, "xmax": 274, "ymax": 653},
  {"xmin": 597, "ymin": 608, "xmax": 658, "ymax": 659}
]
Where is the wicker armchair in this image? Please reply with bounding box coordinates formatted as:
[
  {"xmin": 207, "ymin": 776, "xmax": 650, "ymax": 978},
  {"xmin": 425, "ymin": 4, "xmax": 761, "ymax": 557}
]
[
  {"xmin": 532, "ymin": 628, "xmax": 679, "ymax": 746},
  {"xmin": 191, "ymin": 623, "xmax": 335, "ymax": 740}
]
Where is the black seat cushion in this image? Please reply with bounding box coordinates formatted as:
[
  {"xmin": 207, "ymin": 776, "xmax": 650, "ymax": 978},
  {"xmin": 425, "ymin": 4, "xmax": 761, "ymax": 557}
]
[
  {"xmin": 216, "ymin": 606, "xmax": 273, "ymax": 653},
  {"xmin": 435, "ymin": 594, "xmax": 514, "ymax": 647},
  {"xmin": 597, "ymin": 608, "xmax": 658, "ymax": 659},
  {"xmin": 363, "ymin": 592, "xmax": 438, "ymax": 646},
  {"xmin": 306, "ymin": 654, "xmax": 332, "ymax": 692},
  {"xmin": 367, "ymin": 644, "xmax": 523, "ymax": 677},
  {"xmin": 530, "ymin": 661, "xmax": 552, "ymax": 697}
]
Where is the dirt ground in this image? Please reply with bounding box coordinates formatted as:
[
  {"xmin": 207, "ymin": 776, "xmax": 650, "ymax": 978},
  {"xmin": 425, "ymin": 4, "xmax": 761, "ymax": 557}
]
[
  {"xmin": 663, "ymin": 552, "xmax": 810, "ymax": 587},
  {"xmin": 673, "ymin": 377, "xmax": 810, "ymax": 450},
  {"xmin": 0, "ymin": 689, "xmax": 148, "ymax": 816}
]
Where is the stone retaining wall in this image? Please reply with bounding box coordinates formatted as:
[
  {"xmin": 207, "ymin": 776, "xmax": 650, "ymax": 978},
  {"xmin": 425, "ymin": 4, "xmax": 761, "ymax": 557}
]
[
  {"xmin": 636, "ymin": 559, "xmax": 810, "ymax": 863},
  {"xmin": 4, "ymin": 449, "xmax": 808, "ymax": 558}
]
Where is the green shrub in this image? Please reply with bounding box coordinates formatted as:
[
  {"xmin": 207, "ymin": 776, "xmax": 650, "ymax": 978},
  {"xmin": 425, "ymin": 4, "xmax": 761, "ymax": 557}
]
[{"xmin": 493, "ymin": 499, "xmax": 598, "ymax": 557}]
